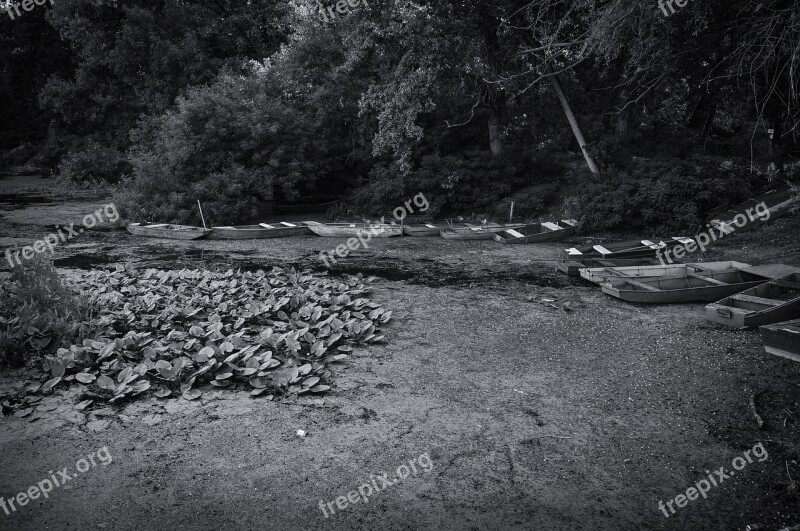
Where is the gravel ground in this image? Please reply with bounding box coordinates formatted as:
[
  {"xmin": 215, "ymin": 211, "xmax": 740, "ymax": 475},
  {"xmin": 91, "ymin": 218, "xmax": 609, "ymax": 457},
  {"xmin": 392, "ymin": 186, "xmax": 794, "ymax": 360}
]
[{"xmin": 1, "ymin": 177, "xmax": 799, "ymax": 530}]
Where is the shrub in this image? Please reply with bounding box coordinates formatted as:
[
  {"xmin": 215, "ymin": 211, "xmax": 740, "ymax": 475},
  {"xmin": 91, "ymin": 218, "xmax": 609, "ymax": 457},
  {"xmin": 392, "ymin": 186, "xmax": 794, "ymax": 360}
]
[
  {"xmin": 0, "ymin": 254, "xmax": 88, "ymax": 369},
  {"xmin": 56, "ymin": 140, "xmax": 130, "ymax": 186},
  {"xmin": 116, "ymin": 67, "xmax": 327, "ymax": 225},
  {"xmin": 347, "ymin": 148, "xmax": 555, "ymax": 219},
  {"xmin": 568, "ymin": 158, "xmax": 754, "ymax": 233}
]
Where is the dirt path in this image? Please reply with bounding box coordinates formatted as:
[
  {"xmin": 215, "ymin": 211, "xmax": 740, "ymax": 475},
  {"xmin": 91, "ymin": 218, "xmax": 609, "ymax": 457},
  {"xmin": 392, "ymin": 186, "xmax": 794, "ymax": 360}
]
[{"xmin": 1, "ymin": 178, "xmax": 799, "ymax": 530}]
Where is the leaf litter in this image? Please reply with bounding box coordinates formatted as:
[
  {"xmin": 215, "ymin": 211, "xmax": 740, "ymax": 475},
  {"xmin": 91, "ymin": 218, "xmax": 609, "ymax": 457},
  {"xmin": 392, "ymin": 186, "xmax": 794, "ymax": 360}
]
[{"xmin": 0, "ymin": 267, "xmax": 391, "ymax": 416}]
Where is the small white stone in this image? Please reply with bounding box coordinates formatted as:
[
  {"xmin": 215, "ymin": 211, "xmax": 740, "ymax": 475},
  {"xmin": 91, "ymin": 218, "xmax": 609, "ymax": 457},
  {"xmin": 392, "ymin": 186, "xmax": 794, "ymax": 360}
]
[{"xmin": 296, "ymin": 429, "xmax": 307, "ymax": 437}]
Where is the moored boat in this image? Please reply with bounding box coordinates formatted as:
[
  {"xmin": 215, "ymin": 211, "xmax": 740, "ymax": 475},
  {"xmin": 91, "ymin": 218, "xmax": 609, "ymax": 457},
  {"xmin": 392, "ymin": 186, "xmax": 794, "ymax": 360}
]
[
  {"xmin": 709, "ymin": 183, "xmax": 798, "ymax": 233},
  {"xmin": 440, "ymin": 223, "xmax": 524, "ymax": 241},
  {"xmin": 126, "ymin": 223, "xmax": 211, "ymax": 240},
  {"xmin": 705, "ymin": 272, "xmax": 800, "ymax": 328},
  {"xmin": 208, "ymin": 222, "xmax": 313, "ymax": 239},
  {"xmin": 760, "ymin": 320, "xmax": 800, "ymax": 362},
  {"xmin": 600, "ymin": 264, "xmax": 800, "ymax": 304},
  {"xmin": 579, "ymin": 261, "xmax": 752, "ymax": 285},
  {"xmin": 494, "ymin": 220, "xmax": 579, "ymax": 244},
  {"xmin": 402, "ymin": 222, "xmax": 470, "ymax": 237},
  {"xmin": 557, "ymin": 257, "xmax": 662, "ymax": 276},
  {"xmin": 305, "ymin": 221, "xmax": 402, "ymax": 238},
  {"xmin": 563, "ymin": 237, "xmax": 694, "ymax": 259}
]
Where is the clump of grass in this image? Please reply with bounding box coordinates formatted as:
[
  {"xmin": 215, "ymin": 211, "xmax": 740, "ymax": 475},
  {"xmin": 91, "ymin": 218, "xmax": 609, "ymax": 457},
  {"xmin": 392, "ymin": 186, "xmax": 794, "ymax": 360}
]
[{"xmin": 0, "ymin": 253, "xmax": 88, "ymax": 369}]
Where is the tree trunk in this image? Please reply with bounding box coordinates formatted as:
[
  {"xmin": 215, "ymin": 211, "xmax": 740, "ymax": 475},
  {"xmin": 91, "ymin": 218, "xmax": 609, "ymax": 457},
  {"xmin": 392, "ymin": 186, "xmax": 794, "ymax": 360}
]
[
  {"xmin": 546, "ymin": 66, "xmax": 599, "ymax": 174},
  {"xmin": 771, "ymin": 106, "xmax": 785, "ymax": 175},
  {"xmin": 481, "ymin": 11, "xmax": 506, "ymax": 157},
  {"xmin": 488, "ymin": 95, "xmax": 506, "ymax": 157}
]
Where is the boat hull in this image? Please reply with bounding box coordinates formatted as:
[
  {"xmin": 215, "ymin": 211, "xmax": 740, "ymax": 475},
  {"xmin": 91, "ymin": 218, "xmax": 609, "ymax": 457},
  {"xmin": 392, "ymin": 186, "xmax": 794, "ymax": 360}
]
[
  {"xmin": 494, "ymin": 220, "xmax": 578, "ymax": 244},
  {"xmin": 580, "ymin": 261, "xmax": 752, "ymax": 285},
  {"xmin": 705, "ymin": 272, "xmax": 800, "ymax": 328},
  {"xmin": 557, "ymin": 258, "xmax": 661, "ymax": 276},
  {"xmin": 208, "ymin": 223, "xmax": 313, "ymax": 239},
  {"xmin": 563, "ymin": 237, "xmax": 693, "ymax": 260},
  {"xmin": 401, "ymin": 223, "xmax": 470, "ymax": 237},
  {"xmin": 760, "ymin": 320, "xmax": 800, "ymax": 362},
  {"xmin": 441, "ymin": 223, "xmax": 524, "ymax": 240},
  {"xmin": 305, "ymin": 221, "xmax": 401, "ymax": 238},
  {"xmin": 601, "ymin": 265, "xmax": 799, "ymax": 304},
  {"xmin": 709, "ymin": 184, "xmax": 798, "ymax": 233},
  {"xmin": 127, "ymin": 223, "xmax": 211, "ymax": 240}
]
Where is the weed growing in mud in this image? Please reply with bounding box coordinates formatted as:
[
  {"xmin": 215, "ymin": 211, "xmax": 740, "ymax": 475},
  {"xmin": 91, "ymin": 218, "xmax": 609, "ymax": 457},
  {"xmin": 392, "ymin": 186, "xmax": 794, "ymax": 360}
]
[{"xmin": 0, "ymin": 253, "xmax": 88, "ymax": 368}]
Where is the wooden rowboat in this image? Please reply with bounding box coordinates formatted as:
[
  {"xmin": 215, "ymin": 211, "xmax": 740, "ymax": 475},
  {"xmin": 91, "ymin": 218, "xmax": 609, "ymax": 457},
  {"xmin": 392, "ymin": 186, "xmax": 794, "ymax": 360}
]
[
  {"xmin": 579, "ymin": 261, "xmax": 752, "ymax": 285},
  {"xmin": 563, "ymin": 237, "xmax": 694, "ymax": 260},
  {"xmin": 709, "ymin": 183, "xmax": 798, "ymax": 233},
  {"xmin": 402, "ymin": 222, "xmax": 471, "ymax": 237},
  {"xmin": 126, "ymin": 223, "xmax": 211, "ymax": 240},
  {"xmin": 208, "ymin": 222, "xmax": 313, "ymax": 239},
  {"xmin": 705, "ymin": 272, "xmax": 800, "ymax": 328},
  {"xmin": 601, "ymin": 264, "xmax": 800, "ymax": 304},
  {"xmin": 440, "ymin": 223, "xmax": 524, "ymax": 241},
  {"xmin": 494, "ymin": 220, "xmax": 579, "ymax": 244},
  {"xmin": 760, "ymin": 320, "xmax": 800, "ymax": 362},
  {"xmin": 305, "ymin": 221, "xmax": 401, "ymax": 238},
  {"xmin": 557, "ymin": 257, "xmax": 662, "ymax": 277}
]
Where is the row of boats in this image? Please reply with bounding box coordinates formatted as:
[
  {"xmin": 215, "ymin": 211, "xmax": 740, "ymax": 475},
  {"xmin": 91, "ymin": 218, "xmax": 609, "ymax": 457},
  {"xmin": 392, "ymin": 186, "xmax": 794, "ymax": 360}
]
[
  {"xmin": 126, "ymin": 219, "xmax": 581, "ymax": 243},
  {"xmin": 559, "ymin": 238, "xmax": 800, "ymax": 363}
]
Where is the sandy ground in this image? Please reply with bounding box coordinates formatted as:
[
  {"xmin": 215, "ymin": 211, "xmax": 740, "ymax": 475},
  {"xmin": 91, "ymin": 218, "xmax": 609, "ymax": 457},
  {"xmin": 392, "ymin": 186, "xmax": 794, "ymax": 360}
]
[{"xmin": 1, "ymin": 176, "xmax": 800, "ymax": 530}]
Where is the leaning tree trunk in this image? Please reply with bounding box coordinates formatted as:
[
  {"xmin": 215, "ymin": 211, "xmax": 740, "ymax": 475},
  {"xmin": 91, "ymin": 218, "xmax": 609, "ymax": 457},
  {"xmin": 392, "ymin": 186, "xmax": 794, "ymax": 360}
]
[
  {"xmin": 487, "ymin": 93, "xmax": 506, "ymax": 157},
  {"xmin": 546, "ymin": 66, "xmax": 599, "ymax": 174},
  {"xmin": 482, "ymin": 11, "xmax": 507, "ymax": 157}
]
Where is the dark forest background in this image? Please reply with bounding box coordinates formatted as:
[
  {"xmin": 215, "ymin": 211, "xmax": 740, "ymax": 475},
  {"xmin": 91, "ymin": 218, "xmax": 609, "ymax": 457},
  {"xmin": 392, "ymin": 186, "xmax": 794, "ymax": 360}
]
[{"xmin": 1, "ymin": 0, "xmax": 798, "ymax": 232}]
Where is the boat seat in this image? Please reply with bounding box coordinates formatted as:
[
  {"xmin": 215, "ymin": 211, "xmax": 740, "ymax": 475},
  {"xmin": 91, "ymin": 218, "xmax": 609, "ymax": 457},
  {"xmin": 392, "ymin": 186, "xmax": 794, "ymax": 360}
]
[
  {"xmin": 687, "ymin": 273, "xmax": 727, "ymax": 285},
  {"xmin": 622, "ymin": 279, "xmax": 659, "ymax": 291}
]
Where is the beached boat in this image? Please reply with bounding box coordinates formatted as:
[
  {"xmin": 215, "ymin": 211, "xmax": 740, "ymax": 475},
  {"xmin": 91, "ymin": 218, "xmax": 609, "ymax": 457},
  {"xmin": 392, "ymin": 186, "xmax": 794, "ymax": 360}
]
[
  {"xmin": 402, "ymin": 222, "xmax": 470, "ymax": 237},
  {"xmin": 440, "ymin": 223, "xmax": 524, "ymax": 241},
  {"xmin": 705, "ymin": 272, "xmax": 800, "ymax": 328},
  {"xmin": 208, "ymin": 222, "xmax": 313, "ymax": 239},
  {"xmin": 760, "ymin": 320, "xmax": 800, "ymax": 362},
  {"xmin": 579, "ymin": 261, "xmax": 752, "ymax": 285},
  {"xmin": 127, "ymin": 223, "xmax": 211, "ymax": 240},
  {"xmin": 494, "ymin": 220, "xmax": 579, "ymax": 244},
  {"xmin": 557, "ymin": 257, "xmax": 662, "ymax": 276},
  {"xmin": 305, "ymin": 221, "xmax": 401, "ymax": 238},
  {"xmin": 709, "ymin": 183, "xmax": 798, "ymax": 233},
  {"xmin": 600, "ymin": 264, "xmax": 799, "ymax": 304},
  {"xmin": 563, "ymin": 237, "xmax": 694, "ymax": 260}
]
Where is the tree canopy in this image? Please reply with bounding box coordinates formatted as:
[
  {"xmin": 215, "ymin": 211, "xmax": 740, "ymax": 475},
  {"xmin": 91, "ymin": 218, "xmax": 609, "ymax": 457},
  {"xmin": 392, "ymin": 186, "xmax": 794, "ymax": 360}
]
[{"xmin": 1, "ymin": 0, "xmax": 798, "ymax": 228}]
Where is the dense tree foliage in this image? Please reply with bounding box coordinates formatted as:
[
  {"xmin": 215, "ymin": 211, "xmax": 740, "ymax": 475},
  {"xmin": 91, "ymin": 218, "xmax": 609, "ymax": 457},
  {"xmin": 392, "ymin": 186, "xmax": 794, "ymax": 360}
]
[{"xmin": 1, "ymin": 0, "xmax": 798, "ymax": 228}]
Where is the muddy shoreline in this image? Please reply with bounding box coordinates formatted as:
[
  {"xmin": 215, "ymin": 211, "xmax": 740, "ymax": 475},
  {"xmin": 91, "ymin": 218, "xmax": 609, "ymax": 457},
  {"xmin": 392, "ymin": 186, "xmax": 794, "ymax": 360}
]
[{"xmin": 1, "ymin": 177, "xmax": 800, "ymax": 530}]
